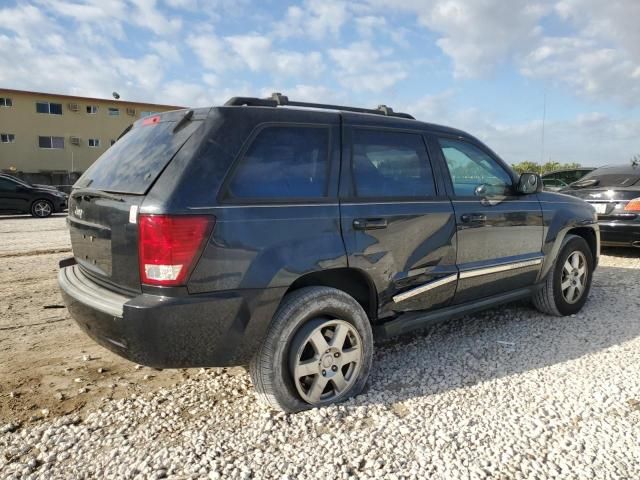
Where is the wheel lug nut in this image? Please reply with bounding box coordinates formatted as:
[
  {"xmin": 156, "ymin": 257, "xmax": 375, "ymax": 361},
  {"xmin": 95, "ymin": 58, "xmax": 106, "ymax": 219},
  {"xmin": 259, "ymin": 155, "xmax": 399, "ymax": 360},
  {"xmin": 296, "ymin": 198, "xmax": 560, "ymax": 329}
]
[
  {"xmin": 322, "ymin": 370, "xmax": 326, "ymax": 376},
  {"xmin": 331, "ymin": 365, "xmax": 338, "ymax": 371},
  {"xmin": 334, "ymin": 353, "xmax": 340, "ymax": 358}
]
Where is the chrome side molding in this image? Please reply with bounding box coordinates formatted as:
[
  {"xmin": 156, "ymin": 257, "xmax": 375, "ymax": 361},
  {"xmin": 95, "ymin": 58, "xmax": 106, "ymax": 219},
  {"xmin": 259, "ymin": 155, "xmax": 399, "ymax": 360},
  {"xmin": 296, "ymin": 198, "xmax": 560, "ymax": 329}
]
[
  {"xmin": 393, "ymin": 274, "xmax": 458, "ymax": 303},
  {"xmin": 459, "ymin": 258, "xmax": 543, "ymax": 279}
]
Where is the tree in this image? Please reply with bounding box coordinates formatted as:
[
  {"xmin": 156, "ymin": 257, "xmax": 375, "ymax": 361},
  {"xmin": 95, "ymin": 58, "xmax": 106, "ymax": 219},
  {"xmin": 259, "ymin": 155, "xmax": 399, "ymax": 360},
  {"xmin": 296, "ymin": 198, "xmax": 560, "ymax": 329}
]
[{"xmin": 511, "ymin": 161, "xmax": 582, "ymax": 175}]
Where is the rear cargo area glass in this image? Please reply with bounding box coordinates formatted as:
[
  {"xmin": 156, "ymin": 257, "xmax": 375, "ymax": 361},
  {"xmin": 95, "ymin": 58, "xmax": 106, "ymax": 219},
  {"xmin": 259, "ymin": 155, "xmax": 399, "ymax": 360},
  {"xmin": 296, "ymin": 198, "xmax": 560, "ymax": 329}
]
[{"xmin": 75, "ymin": 120, "xmax": 201, "ymax": 194}]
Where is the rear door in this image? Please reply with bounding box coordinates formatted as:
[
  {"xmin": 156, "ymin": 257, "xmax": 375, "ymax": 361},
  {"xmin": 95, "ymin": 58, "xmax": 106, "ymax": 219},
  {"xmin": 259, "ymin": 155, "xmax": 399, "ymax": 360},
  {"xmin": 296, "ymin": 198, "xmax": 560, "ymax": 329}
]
[
  {"xmin": 68, "ymin": 112, "xmax": 203, "ymax": 293},
  {"xmin": 340, "ymin": 121, "xmax": 457, "ymax": 318},
  {"xmin": 429, "ymin": 135, "xmax": 544, "ymax": 305}
]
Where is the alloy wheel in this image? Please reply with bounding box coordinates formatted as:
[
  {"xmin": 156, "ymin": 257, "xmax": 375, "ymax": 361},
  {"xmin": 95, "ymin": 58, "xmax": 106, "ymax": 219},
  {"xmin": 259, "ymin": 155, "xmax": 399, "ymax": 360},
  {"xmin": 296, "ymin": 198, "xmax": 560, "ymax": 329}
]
[
  {"xmin": 561, "ymin": 251, "xmax": 588, "ymax": 304},
  {"xmin": 289, "ymin": 319, "xmax": 363, "ymax": 405},
  {"xmin": 33, "ymin": 201, "xmax": 52, "ymax": 217}
]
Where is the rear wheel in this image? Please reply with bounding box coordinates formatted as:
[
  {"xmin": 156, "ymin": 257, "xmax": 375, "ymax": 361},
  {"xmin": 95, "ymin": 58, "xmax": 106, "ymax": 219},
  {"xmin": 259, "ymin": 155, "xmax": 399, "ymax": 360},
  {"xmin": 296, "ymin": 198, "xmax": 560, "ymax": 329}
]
[
  {"xmin": 31, "ymin": 199, "xmax": 53, "ymax": 218},
  {"xmin": 533, "ymin": 235, "xmax": 594, "ymax": 316},
  {"xmin": 250, "ymin": 286, "xmax": 373, "ymax": 412}
]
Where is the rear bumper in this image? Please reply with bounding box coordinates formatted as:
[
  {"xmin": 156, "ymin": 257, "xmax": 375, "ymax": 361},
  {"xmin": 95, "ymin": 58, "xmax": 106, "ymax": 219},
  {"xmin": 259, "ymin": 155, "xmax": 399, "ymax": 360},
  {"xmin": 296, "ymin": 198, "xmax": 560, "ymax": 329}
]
[
  {"xmin": 598, "ymin": 221, "xmax": 640, "ymax": 247},
  {"xmin": 58, "ymin": 261, "xmax": 285, "ymax": 368}
]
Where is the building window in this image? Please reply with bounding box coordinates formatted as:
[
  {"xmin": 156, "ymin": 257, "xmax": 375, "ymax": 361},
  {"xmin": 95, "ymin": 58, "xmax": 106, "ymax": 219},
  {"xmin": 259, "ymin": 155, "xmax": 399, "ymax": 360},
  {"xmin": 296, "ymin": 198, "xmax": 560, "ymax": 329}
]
[
  {"xmin": 38, "ymin": 136, "xmax": 65, "ymax": 149},
  {"xmin": 36, "ymin": 102, "xmax": 63, "ymax": 115},
  {"xmin": 108, "ymin": 107, "xmax": 120, "ymax": 116},
  {"xmin": 0, "ymin": 97, "xmax": 12, "ymax": 107},
  {"xmin": 140, "ymin": 111, "xmax": 158, "ymax": 118},
  {"xmin": 1, "ymin": 133, "xmax": 16, "ymax": 143},
  {"xmin": 88, "ymin": 138, "xmax": 101, "ymax": 148},
  {"xmin": 86, "ymin": 105, "xmax": 98, "ymax": 114}
]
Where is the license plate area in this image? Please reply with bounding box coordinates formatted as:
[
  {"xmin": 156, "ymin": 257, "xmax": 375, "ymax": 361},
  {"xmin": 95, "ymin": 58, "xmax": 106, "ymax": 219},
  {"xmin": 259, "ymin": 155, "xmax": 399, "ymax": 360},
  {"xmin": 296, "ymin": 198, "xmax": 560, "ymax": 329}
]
[
  {"xmin": 592, "ymin": 203, "xmax": 608, "ymax": 214},
  {"xmin": 68, "ymin": 218, "xmax": 112, "ymax": 276}
]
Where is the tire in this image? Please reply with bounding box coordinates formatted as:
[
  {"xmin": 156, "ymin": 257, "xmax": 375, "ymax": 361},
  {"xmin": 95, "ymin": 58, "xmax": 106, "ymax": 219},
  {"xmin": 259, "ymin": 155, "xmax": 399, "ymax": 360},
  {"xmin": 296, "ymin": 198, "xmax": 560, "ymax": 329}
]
[
  {"xmin": 250, "ymin": 286, "xmax": 374, "ymax": 412},
  {"xmin": 31, "ymin": 199, "xmax": 53, "ymax": 218},
  {"xmin": 533, "ymin": 234, "xmax": 594, "ymax": 316}
]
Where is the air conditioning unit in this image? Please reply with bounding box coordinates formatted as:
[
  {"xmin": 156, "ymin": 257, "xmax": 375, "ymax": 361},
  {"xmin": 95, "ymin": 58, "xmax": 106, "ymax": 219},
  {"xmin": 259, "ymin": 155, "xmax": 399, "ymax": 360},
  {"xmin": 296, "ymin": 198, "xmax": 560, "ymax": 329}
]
[
  {"xmin": 126, "ymin": 107, "xmax": 136, "ymax": 116},
  {"xmin": 69, "ymin": 136, "xmax": 81, "ymax": 145},
  {"xmin": 68, "ymin": 103, "xmax": 80, "ymax": 112}
]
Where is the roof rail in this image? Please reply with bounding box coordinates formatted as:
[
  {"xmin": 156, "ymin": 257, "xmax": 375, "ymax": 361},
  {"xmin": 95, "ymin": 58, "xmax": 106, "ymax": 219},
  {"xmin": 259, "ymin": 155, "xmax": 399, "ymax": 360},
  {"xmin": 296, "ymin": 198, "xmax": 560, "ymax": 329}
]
[{"xmin": 224, "ymin": 92, "xmax": 415, "ymax": 120}]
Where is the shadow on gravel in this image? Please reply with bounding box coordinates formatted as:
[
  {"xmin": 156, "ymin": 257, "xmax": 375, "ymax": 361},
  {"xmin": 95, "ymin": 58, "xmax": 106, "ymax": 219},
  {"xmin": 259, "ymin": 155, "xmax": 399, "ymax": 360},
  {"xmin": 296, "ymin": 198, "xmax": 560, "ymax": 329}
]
[
  {"xmin": 361, "ymin": 265, "xmax": 640, "ymax": 407},
  {"xmin": 601, "ymin": 247, "xmax": 640, "ymax": 259}
]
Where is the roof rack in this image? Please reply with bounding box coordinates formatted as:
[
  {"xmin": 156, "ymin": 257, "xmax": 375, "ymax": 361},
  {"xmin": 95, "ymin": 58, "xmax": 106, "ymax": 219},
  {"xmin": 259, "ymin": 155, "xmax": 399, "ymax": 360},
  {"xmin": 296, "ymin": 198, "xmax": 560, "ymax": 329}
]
[{"xmin": 224, "ymin": 92, "xmax": 415, "ymax": 120}]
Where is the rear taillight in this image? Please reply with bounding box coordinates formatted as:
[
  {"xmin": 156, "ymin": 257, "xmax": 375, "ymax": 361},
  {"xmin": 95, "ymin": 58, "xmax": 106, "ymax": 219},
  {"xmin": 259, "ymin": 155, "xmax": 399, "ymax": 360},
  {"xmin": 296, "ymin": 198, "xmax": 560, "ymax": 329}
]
[
  {"xmin": 138, "ymin": 214, "xmax": 214, "ymax": 286},
  {"xmin": 624, "ymin": 198, "xmax": 640, "ymax": 212}
]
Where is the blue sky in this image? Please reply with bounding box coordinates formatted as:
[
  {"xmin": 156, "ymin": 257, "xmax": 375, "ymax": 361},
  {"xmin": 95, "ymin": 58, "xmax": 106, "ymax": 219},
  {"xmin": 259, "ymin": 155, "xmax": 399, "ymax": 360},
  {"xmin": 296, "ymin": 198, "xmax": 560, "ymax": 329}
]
[{"xmin": 1, "ymin": 0, "xmax": 639, "ymax": 166}]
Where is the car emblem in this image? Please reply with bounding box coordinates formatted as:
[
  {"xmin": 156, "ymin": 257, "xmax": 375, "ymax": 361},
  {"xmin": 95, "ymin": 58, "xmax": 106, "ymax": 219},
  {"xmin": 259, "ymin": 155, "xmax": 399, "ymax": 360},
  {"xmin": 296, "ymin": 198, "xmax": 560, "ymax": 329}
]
[{"xmin": 74, "ymin": 207, "xmax": 83, "ymax": 218}]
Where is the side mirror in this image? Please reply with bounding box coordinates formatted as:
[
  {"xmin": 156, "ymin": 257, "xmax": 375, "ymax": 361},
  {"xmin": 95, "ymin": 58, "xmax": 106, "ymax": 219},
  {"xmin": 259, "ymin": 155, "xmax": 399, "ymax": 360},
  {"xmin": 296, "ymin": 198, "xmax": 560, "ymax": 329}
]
[{"xmin": 517, "ymin": 173, "xmax": 542, "ymax": 194}]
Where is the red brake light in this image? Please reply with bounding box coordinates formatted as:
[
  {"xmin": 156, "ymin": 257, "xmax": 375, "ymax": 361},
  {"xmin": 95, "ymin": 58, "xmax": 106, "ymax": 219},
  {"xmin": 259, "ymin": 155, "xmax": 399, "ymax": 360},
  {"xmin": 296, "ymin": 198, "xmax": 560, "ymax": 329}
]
[
  {"xmin": 624, "ymin": 198, "xmax": 640, "ymax": 212},
  {"xmin": 138, "ymin": 215, "xmax": 214, "ymax": 286},
  {"xmin": 142, "ymin": 115, "xmax": 161, "ymax": 126}
]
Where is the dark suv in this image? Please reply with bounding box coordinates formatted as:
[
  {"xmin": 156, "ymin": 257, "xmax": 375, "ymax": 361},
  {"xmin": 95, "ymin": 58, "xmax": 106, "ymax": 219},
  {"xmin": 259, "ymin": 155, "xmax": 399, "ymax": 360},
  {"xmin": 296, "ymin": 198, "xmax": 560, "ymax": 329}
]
[{"xmin": 58, "ymin": 94, "xmax": 599, "ymax": 412}]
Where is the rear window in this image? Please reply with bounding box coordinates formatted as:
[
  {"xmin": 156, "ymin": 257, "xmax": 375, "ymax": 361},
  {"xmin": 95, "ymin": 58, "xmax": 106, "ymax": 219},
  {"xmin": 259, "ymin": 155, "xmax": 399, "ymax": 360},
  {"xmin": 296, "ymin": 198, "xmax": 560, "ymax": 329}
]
[
  {"xmin": 225, "ymin": 126, "xmax": 330, "ymax": 199},
  {"xmin": 576, "ymin": 169, "xmax": 640, "ymax": 187},
  {"xmin": 75, "ymin": 119, "xmax": 201, "ymax": 194}
]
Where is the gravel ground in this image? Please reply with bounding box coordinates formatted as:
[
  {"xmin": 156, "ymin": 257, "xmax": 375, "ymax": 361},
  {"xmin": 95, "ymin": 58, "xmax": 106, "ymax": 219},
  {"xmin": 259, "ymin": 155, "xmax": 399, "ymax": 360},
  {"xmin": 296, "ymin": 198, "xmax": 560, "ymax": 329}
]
[{"xmin": 1, "ymin": 216, "xmax": 640, "ymax": 479}]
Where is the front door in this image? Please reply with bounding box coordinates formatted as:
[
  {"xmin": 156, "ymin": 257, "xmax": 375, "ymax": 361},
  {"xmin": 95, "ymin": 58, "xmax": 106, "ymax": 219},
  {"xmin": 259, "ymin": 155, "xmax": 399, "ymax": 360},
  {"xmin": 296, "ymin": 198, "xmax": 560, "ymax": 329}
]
[
  {"xmin": 0, "ymin": 178, "xmax": 26, "ymax": 212},
  {"xmin": 340, "ymin": 124, "xmax": 458, "ymax": 318},
  {"xmin": 430, "ymin": 135, "xmax": 544, "ymax": 304}
]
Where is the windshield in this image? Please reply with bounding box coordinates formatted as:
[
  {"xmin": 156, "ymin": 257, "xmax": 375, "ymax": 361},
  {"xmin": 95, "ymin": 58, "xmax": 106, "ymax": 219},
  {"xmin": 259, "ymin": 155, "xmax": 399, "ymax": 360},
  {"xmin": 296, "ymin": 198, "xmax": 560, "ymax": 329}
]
[
  {"xmin": 75, "ymin": 119, "xmax": 202, "ymax": 195},
  {"xmin": 1, "ymin": 174, "xmax": 31, "ymax": 187}
]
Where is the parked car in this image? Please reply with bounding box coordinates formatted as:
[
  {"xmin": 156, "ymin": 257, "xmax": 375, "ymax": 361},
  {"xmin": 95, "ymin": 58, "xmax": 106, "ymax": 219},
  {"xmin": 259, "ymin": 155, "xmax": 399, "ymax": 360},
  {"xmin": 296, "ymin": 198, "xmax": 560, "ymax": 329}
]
[
  {"xmin": 0, "ymin": 174, "xmax": 68, "ymax": 217},
  {"xmin": 561, "ymin": 163, "xmax": 640, "ymax": 248},
  {"xmin": 58, "ymin": 94, "xmax": 599, "ymax": 412},
  {"xmin": 0, "ymin": 173, "xmax": 61, "ymax": 192},
  {"xmin": 541, "ymin": 167, "xmax": 594, "ymax": 185},
  {"xmin": 542, "ymin": 177, "xmax": 569, "ymax": 192}
]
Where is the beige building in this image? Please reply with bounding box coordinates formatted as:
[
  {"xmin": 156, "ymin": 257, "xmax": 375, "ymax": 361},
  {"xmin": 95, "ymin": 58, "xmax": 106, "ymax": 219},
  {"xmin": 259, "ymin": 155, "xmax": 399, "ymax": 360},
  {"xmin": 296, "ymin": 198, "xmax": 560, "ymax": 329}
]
[{"xmin": 0, "ymin": 88, "xmax": 182, "ymax": 183}]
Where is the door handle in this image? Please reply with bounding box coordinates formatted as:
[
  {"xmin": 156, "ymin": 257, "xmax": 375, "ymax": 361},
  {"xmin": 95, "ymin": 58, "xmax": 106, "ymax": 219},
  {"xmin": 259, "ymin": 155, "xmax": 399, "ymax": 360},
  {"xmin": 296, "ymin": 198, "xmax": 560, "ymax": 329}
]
[
  {"xmin": 353, "ymin": 218, "xmax": 388, "ymax": 230},
  {"xmin": 460, "ymin": 213, "xmax": 487, "ymax": 223}
]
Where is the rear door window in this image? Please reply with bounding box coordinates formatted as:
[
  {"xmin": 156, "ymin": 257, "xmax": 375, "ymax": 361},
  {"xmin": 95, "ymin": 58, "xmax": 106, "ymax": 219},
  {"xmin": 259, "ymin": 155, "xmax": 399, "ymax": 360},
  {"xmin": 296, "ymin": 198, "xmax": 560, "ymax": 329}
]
[
  {"xmin": 75, "ymin": 119, "xmax": 201, "ymax": 194},
  {"xmin": 351, "ymin": 129, "xmax": 436, "ymax": 197},
  {"xmin": 226, "ymin": 126, "xmax": 330, "ymax": 199}
]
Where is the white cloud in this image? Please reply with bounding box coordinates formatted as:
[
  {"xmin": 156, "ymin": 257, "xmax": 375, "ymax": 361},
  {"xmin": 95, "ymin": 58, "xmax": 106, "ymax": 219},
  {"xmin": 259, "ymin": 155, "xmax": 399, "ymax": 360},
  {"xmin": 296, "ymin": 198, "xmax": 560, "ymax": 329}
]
[
  {"xmin": 275, "ymin": 0, "xmax": 347, "ymax": 40},
  {"xmin": 329, "ymin": 41, "xmax": 407, "ymax": 92},
  {"xmin": 354, "ymin": 15, "xmax": 387, "ymax": 38}
]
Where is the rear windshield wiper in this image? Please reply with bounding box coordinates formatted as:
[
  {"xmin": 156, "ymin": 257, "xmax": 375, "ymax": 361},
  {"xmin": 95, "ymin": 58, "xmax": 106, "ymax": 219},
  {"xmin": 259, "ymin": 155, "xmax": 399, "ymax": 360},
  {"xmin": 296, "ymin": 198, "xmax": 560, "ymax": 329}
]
[
  {"xmin": 569, "ymin": 179, "xmax": 599, "ymax": 189},
  {"xmin": 71, "ymin": 188, "xmax": 126, "ymax": 202}
]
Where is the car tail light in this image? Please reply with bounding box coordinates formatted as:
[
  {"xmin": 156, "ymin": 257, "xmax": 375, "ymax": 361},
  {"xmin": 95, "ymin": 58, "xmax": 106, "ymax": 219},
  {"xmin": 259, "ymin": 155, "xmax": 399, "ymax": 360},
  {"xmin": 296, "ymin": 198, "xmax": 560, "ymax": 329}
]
[
  {"xmin": 624, "ymin": 197, "xmax": 640, "ymax": 212},
  {"xmin": 138, "ymin": 214, "xmax": 215, "ymax": 286}
]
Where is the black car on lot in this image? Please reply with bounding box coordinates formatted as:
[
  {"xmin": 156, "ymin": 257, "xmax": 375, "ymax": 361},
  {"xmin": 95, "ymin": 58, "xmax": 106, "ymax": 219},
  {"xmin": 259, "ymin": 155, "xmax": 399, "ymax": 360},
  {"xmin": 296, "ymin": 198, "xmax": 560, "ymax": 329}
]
[
  {"xmin": 58, "ymin": 94, "xmax": 600, "ymax": 411},
  {"xmin": 561, "ymin": 163, "xmax": 640, "ymax": 248},
  {"xmin": 0, "ymin": 174, "xmax": 68, "ymax": 217}
]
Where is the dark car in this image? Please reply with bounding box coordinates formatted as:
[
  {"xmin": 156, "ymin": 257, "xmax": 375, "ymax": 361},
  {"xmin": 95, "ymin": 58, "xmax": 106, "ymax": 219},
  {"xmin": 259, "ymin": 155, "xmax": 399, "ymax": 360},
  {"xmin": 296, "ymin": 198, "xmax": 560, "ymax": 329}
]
[
  {"xmin": 561, "ymin": 163, "xmax": 640, "ymax": 248},
  {"xmin": 0, "ymin": 174, "xmax": 68, "ymax": 217},
  {"xmin": 57, "ymin": 94, "xmax": 599, "ymax": 412},
  {"xmin": 541, "ymin": 167, "xmax": 594, "ymax": 185},
  {"xmin": 0, "ymin": 173, "xmax": 62, "ymax": 192},
  {"xmin": 542, "ymin": 177, "xmax": 569, "ymax": 192}
]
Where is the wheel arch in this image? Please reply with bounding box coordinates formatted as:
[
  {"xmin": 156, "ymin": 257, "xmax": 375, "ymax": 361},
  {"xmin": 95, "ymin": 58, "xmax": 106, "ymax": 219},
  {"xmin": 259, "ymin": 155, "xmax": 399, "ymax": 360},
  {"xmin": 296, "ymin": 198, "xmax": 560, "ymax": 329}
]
[
  {"xmin": 284, "ymin": 268, "xmax": 378, "ymax": 322},
  {"xmin": 30, "ymin": 198, "xmax": 54, "ymax": 215}
]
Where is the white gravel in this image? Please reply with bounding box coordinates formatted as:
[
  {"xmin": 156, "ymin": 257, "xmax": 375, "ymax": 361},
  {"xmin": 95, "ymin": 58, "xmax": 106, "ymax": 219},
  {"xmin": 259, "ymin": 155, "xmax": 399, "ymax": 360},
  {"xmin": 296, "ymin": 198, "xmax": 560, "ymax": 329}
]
[{"xmin": 2, "ymin": 251, "xmax": 640, "ymax": 479}]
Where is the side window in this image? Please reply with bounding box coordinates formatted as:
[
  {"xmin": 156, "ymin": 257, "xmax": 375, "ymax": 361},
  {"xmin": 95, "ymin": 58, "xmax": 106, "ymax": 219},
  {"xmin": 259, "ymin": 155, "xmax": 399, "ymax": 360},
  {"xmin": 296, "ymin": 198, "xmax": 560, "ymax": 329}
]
[
  {"xmin": 352, "ymin": 129, "xmax": 435, "ymax": 197},
  {"xmin": 226, "ymin": 126, "xmax": 330, "ymax": 199},
  {"xmin": 0, "ymin": 178, "xmax": 18, "ymax": 192},
  {"xmin": 438, "ymin": 138, "xmax": 512, "ymax": 196}
]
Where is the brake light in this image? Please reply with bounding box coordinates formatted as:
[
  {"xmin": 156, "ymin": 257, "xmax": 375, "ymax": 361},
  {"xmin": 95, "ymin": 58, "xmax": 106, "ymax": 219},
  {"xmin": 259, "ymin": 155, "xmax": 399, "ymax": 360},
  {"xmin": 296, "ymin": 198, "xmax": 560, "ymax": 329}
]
[
  {"xmin": 624, "ymin": 198, "xmax": 640, "ymax": 212},
  {"xmin": 138, "ymin": 215, "xmax": 214, "ymax": 286},
  {"xmin": 142, "ymin": 115, "xmax": 161, "ymax": 126}
]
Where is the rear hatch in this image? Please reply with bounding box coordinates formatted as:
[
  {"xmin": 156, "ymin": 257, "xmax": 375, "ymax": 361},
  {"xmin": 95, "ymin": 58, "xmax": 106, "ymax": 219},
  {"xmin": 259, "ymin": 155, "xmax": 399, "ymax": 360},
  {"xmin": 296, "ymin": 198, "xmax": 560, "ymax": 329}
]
[
  {"xmin": 68, "ymin": 111, "xmax": 204, "ymax": 293},
  {"xmin": 562, "ymin": 168, "xmax": 640, "ymax": 220}
]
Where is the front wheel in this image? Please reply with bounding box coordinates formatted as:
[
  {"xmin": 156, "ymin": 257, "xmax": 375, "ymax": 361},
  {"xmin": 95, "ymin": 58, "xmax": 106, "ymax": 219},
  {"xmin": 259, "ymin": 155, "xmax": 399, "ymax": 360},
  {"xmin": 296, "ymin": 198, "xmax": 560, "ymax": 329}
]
[
  {"xmin": 31, "ymin": 199, "xmax": 53, "ymax": 218},
  {"xmin": 250, "ymin": 287, "xmax": 373, "ymax": 412},
  {"xmin": 533, "ymin": 234, "xmax": 594, "ymax": 316}
]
